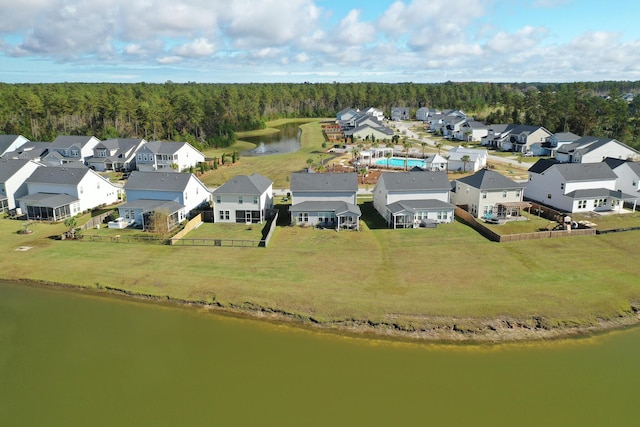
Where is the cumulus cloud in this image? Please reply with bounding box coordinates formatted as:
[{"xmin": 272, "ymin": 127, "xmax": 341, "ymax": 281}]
[{"xmin": 172, "ymin": 38, "xmax": 216, "ymax": 57}]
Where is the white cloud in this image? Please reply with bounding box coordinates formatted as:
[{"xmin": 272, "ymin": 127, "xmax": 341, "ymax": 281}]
[
  {"xmin": 172, "ymin": 38, "xmax": 215, "ymax": 57},
  {"xmin": 157, "ymin": 56, "xmax": 182, "ymax": 64}
]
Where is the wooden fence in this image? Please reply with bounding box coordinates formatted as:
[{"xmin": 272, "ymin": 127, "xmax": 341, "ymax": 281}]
[
  {"xmin": 454, "ymin": 207, "xmax": 596, "ymax": 243},
  {"xmin": 81, "ymin": 211, "xmax": 113, "ymax": 231},
  {"xmin": 169, "ymin": 213, "xmax": 203, "ymax": 245}
]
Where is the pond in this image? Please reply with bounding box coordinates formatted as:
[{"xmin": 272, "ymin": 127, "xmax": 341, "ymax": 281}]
[
  {"xmin": 241, "ymin": 123, "xmax": 302, "ymax": 156},
  {"xmin": 1, "ymin": 281, "xmax": 639, "ymax": 426}
]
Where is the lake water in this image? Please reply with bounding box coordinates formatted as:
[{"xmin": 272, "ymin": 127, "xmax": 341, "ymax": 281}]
[
  {"xmin": 241, "ymin": 123, "xmax": 302, "ymax": 156},
  {"xmin": 1, "ymin": 281, "xmax": 639, "ymax": 426}
]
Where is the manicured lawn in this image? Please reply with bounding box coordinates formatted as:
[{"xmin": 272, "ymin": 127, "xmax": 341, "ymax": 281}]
[
  {"xmin": 183, "ymin": 222, "xmax": 265, "ymax": 241},
  {"xmin": 2, "ymin": 210, "xmax": 640, "ymax": 331}
]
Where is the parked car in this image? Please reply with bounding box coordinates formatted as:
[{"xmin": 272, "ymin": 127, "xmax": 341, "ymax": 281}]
[{"xmin": 523, "ymin": 151, "xmax": 534, "ymax": 157}]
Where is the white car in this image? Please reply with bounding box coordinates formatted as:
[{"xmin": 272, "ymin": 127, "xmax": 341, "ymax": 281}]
[{"xmin": 523, "ymin": 151, "xmax": 534, "ymax": 157}]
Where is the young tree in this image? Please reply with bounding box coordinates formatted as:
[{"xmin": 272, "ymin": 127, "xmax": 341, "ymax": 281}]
[
  {"xmin": 385, "ymin": 150, "xmax": 392, "ymax": 169},
  {"xmin": 461, "ymin": 155, "xmax": 471, "ymax": 173}
]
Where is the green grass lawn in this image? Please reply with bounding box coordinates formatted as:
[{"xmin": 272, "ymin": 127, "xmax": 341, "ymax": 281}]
[{"xmin": 3, "ymin": 210, "xmax": 640, "ymax": 332}]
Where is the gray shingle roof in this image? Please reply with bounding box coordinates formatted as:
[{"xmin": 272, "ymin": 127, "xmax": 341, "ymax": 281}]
[
  {"xmin": 144, "ymin": 140, "xmax": 189, "ymax": 154},
  {"xmin": 213, "ymin": 173, "xmax": 272, "ymax": 195},
  {"xmin": 18, "ymin": 192, "xmax": 79, "ymax": 207},
  {"xmin": 124, "ymin": 171, "xmax": 194, "ymax": 192},
  {"xmin": 26, "ymin": 166, "xmax": 91, "ymax": 185},
  {"xmin": 119, "ymin": 199, "xmax": 184, "ymax": 212},
  {"xmin": 456, "ymin": 169, "xmax": 524, "ymax": 190},
  {"xmin": 289, "ymin": 200, "xmax": 361, "ymax": 216},
  {"xmin": 553, "ymin": 162, "xmax": 617, "ymax": 181},
  {"xmin": 565, "ymin": 188, "xmax": 637, "ymax": 200},
  {"xmin": 378, "ymin": 171, "xmax": 450, "ymax": 191},
  {"xmin": 50, "ymin": 135, "xmax": 97, "ymax": 149},
  {"xmin": 290, "ymin": 172, "xmax": 358, "ymax": 192},
  {"xmin": 387, "ymin": 199, "xmax": 454, "ymax": 214},
  {"xmin": 0, "ymin": 158, "xmax": 37, "ymax": 182}
]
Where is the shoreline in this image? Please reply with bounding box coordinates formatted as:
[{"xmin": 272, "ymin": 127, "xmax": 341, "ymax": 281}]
[{"xmin": 7, "ymin": 278, "xmax": 640, "ymax": 344}]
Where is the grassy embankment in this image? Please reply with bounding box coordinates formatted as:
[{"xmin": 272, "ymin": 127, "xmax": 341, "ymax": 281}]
[{"xmin": 3, "ymin": 118, "xmax": 640, "ymax": 340}]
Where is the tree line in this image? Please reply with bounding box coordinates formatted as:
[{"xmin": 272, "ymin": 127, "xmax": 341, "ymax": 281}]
[{"xmin": 1, "ymin": 80, "xmax": 640, "ymax": 150}]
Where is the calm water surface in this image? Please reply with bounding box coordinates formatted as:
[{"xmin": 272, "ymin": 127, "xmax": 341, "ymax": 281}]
[
  {"xmin": 1, "ymin": 282, "xmax": 638, "ymax": 426},
  {"xmin": 241, "ymin": 123, "xmax": 302, "ymax": 156}
]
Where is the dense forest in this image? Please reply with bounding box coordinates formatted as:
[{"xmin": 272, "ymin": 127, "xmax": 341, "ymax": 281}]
[{"xmin": 2, "ymin": 81, "xmax": 640, "ymax": 150}]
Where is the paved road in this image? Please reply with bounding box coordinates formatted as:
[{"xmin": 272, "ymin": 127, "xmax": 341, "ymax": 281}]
[{"xmin": 392, "ymin": 120, "xmax": 532, "ymax": 170}]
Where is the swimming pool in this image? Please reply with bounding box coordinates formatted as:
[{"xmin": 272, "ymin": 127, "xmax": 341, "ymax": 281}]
[{"xmin": 374, "ymin": 157, "xmax": 426, "ymax": 168}]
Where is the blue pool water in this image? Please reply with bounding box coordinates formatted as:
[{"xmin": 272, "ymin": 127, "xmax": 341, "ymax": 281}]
[{"xmin": 374, "ymin": 157, "xmax": 426, "ymax": 168}]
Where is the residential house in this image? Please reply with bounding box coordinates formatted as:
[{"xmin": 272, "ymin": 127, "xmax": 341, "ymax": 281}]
[
  {"xmin": 442, "ymin": 116, "xmax": 468, "ymax": 138},
  {"xmin": 0, "ymin": 134, "xmax": 29, "ymax": 157},
  {"xmin": 2, "ymin": 141, "xmax": 51, "ymax": 162},
  {"xmin": 481, "ymin": 124, "xmax": 552, "ymax": 153},
  {"xmin": 365, "ymin": 107, "xmax": 385, "ymax": 122},
  {"xmin": 604, "ymin": 157, "xmax": 640, "ymax": 210},
  {"xmin": 48, "ymin": 135, "xmax": 101, "ymax": 165},
  {"xmin": 0, "ymin": 158, "xmax": 41, "ymax": 212},
  {"xmin": 18, "ymin": 166, "xmax": 119, "ymax": 221},
  {"xmin": 531, "ymin": 132, "xmax": 581, "ymax": 157},
  {"xmin": 447, "ymin": 146, "xmax": 488, "ymax": 172},
  {"xmin": 373, "ymin": 171, "xmax": 454, "ymax": 228},
  {"xmin": 212, "ymin": 173, "xmax": 274, "ymax": 223},
  {"xmin": 336, "ymin": 107, "xmax": 359, "ymax": 122},
  {"xmin": 554, "ymin": 136, "xmax": 640, "ymax": 164},
  {"xmin": 455, "ymin": 120, "xmax": 488, "ymax": 142},
  {"xmin": 451, "ymin": 169, "xmax": 527, "ymax": 219},
  {"xmin": 416, "ymin": 107, "xmax": 439, "ymax": 122},
  {"xmin": 119, "ymin": 171, "xmax": 211, "ymax": 230},
  {"xmin": 391, "ymin": 107, "xmax": 410, "ymax": 121},
  {"xmin": 427, "ymin": 109, "xmax": 466, "ymax": 134},
  {"xmin": 525, "ymin": 159, "xmax": 637, "ymax": 213},
  {"xmin": 87, "ymin": 138, "xmax": 146, "ymax": 172},
  {"xmin": 289, "ymin": 172, "xmax": 360, "ymax": 230},
  {"xmin": 135, "ymin": 141, "xmax": 205, "ymax": 172},
  {"xmin": 345, "ymin": 123, "xmax": 395, "ymax": 143},
  {"xmin": 422, "ymin": 154, "xmax": 448, "ymax": 172}
]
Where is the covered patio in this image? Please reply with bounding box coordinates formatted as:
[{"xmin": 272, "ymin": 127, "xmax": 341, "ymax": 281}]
[{"xmin": 19, "ymin": 193, "xmax": 79, "ymax": 222}]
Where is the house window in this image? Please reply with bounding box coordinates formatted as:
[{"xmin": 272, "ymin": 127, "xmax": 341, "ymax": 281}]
[
  {"xmin": 216, "ymin": 196, "xmax": 221, "ymax": 203},
  {"xmin": 578, "ymin": 200, "xmax": 587, "ymax": 209},
  {"xmin": 253, "ymin": 196, "xmax": 258, "ymax": 204},
  {"xmin": 71, "ymin": 149, "xmax": 79, "ymax": 157},
  {"xmin": 437, "ymin": 211, "xmax": 447, "ymax": 220},
  {"xmin": 594, "ymin": 198, "xmax": 607, "ymax": 208},
  {"xmin": 516, "ymin": 190, "xmax": 521, "ymax": 198},
  {"xmin": 560, "ymin": 183, "xmax": 565, "ymax": 190},
  {"xmin": 238, "ymin": 196, "xmax": 243, "ymax": 204},
  {"xmin": 481, "ymin": 191, "xmax": 487, "ymax": 199},
  {"xmin": 297, "ymin": 212, "xmax": 309, "ymax": 223},
  {"xmin": 137, "ymin": 154, "xmax": 142, "ymax": 161},
  {"xmin": 547, "ymin": 193, "xmax": 552, "ymax": 199},
  {"xmin": 502, "ymin": 190, "xmax": 507, "ymax": 198},
  {"xmin": 219, "ymin": 210, "xmax": 230, "ymax": 220},
  {"xmin": 79, "ymin": 186, "xmax": 83, "ymax": 194}
]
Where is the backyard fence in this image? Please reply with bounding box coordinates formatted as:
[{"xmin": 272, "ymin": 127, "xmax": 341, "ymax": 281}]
[
  {"xmin": 81, "ymin": 211, "xmax": 113, "ymax": 231},
  {"xmin": 169, "ymin": 213, "xmax": 203, "ymax": 244},
  {"xmin": 454, "ymin": 207, "xmax": 596, "ymax": 243},
  {"xmin": 83, "ymin": 234, "xmax": 169, "ymax": 244}
]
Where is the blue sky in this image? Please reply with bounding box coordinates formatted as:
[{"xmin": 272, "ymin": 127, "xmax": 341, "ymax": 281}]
[{"xmin": 1, "ymin": 0, "xmax": 639, "ymax": 84}]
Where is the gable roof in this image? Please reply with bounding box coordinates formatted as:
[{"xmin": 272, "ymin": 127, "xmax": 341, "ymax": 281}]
[
  {"xmin": 124, "ymin": 171, "xmax": 194, "ymax": 192},
  {"xmin": 553, "ymin": 162, "xmax": 617, "ymax": 181},
  {"xmin": 456, "ymin": 169, "xmax": 524, "ymax": 190},
  {"xmin": 213, "ymin": 173, "xmax": 272, "ymax": 195},
  {"xmin": 556, "ymin": 136, "xmax": 639, "ymax": 157},
  {"xmin": 378, "ymin": 171, "xmax": 450, "ymax": 191},
  {"xmin": 26, "ymin": 166, "xmax": 91, "ymax": 186},
  {"xmin": 0, "ymin": 134, "xmax": 28, "ymax": 154},
  {"xmin": 143, "ymin": 141, "xmax": 195, "ymax": 155},
  {"xmin": 50, "ymin": 135, "xmax": 98, "ymax": 149},
  {"xmin": 529, "ymin": 158, "xmax": 561, "ymax": 174},
  {"xmin": 0, "ymin": 158, "xmax": 38, "ymax": 182},
  {"xmin": 290, "ymin": 172, "xmax": 358, "ymax": 192}
]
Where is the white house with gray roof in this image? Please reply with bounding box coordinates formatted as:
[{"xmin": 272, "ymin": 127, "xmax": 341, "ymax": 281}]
[
  {"xmin": 87, "ymin": 138, "xmax": 146, "ymax": 172},
  {"xmin": 135, "ymin": 141, "xmax": 205, "ymax": 172},
  {"xmin": 119, "ymin": 171, "xmax": 210, "ymax": 230},
  {"xmin": 455, "ymin": 120, "xmax": 488, "ymax": 142},
  {"xmin": 604, "ymin": 158, "xmax": 640, "ymax": 210},
  {"xmin": 373, "ymin": 171, "xmax": 454, "ymax": 228},
  {"xmin": 525, "ymin": 159, "xmax": 637, "ymax": 213},
  {"xmin": 0, "ymin": 158, "xmax": 41, "ymax": 212},
  {"xmin": 451, "ymin": 169, "xmax": 527, "ymax": 219},
  {"xmin": 0, "ymin": 134, "xmax": 29, "ymax": 157},
  {"xmin": 18, "ymin": 166, "xmax": 119, "ymax": 221},
  {"xmin": 482, "ymin": 124, "xmax": 552, "ymax": 153},
  {"xmin": 289, "ymin": 172, "xmax": 360, "ymax": 230},
  {"xmin": 554, "ymin": 136, "xmax": 640, "ymax": 164},
  {"xmin": 212, "ymin": 173, "xmax": 273, "ymax": 224},
  {"xmin": 48, "ymin": 135, "xmax": 101, "ymax": 165}
]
